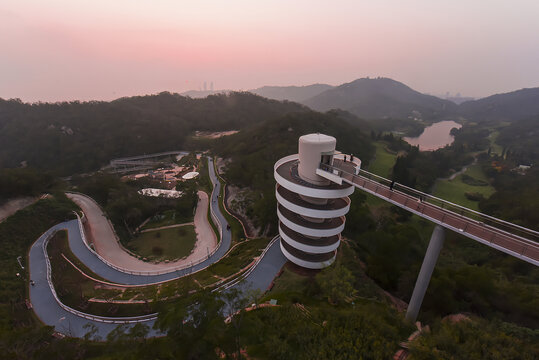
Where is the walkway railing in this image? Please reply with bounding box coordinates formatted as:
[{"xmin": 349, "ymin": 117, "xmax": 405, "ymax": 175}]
[
  {"xmin": 213, "ymin": 235, "xmax": 280, "ymax": 292},
  {"xmin": 69, "ymin": 157, "xmax": 224, "ymax": 276},
  {"xmin": 42, "ymin": 230, "xmax": 157, "ymax": 324},
  {"xmin": 321, "ymin": 162, "xmax": 539, "ymax": 244},
  {"xmin": 319, "ymin": 162, "xmax": 539, "ymax": 266},
  {"xmin": 110, "ymin": 151, "xmax": 187, "ymax": 164}
]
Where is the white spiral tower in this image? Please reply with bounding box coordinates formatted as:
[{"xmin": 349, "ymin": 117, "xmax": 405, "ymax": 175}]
[{"xmin": 274, "ymin": 134, "xmax": 358, "ymax": 269}]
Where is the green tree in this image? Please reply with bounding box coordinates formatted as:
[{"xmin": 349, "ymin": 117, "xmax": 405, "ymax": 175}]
[{"xmin": 316, "ymin": 265, "xmax": 355, "ymax": 305}]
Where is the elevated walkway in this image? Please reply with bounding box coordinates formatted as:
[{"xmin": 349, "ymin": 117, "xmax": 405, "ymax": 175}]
[{"xmin": 318, "ymin": 160, "xmax": 539, "ymax": 266}]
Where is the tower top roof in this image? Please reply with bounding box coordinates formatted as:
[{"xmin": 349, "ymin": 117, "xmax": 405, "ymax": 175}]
[{"xmin": 299, "ymin": 133, "xmax": 336, "ymax": 144}]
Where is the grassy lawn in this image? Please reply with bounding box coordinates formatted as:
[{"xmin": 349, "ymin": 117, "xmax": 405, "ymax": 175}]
[
  {"xmin": 367, "ymin": 142, "xmax": 397, "ymax": 178},
  {"xmin": 433, "ymin": 164, "xmax": 495, "ymax": 211},
  {"xmin": 128, "ymin": 226, "xmax": 197, "ymax": 262},
  {"xmin": 142, "ymin": 209, "xmax": 192, "ymax": 230}
]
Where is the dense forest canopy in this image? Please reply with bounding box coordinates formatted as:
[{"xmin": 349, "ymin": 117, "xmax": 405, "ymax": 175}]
[
  {"xmin": 213, "ymin": 111, "xmax": 375, "ymax": 233},
  {"xmin": 0, "ymin": 92, "xmax": 306, "ymax": 175},
  {"xmin": 1, "ymin": 80, "xmax": 539, "ymax": 358}
]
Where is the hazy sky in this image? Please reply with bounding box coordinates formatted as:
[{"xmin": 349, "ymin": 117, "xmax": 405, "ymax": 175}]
[{"xmin": 2, "ymin": 0, "xmax": 539, "ymax": 102}]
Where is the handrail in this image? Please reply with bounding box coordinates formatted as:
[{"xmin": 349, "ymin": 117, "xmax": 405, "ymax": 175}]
[
  {"xmin": 110, "ymin": 150, "xmax": 188, "ymax": 163},
  {"xmin": 42, "ymin": 230, "xmax": 157, "ymax": 324},
  {"xmin": 39, "ymin": 230, "xmax": 277, "ymax": 326},
  {"xmin": 320, "ymin": 162, "xmax": 539, "ymax": 244},
  {"xmin": 213, "ymin": 235, "xmax": 280, "ymax": 292},
  {"xmin": 68, "ymin": 158, "xmax": 223, "ymax": 276}
]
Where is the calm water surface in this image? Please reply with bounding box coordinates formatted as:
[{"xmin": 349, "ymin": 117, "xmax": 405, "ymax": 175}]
[{"xmin": 403, "ymin": 120, "xmax": 462, "ymax": 151}]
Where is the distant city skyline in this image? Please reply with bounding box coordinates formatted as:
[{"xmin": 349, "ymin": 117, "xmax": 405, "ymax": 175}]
[{"xmin": 1, "ymin": 0, "xmax": 538, "ymax": 102}]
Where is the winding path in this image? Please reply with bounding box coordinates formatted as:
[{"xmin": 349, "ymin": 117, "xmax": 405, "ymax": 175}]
[
  {"xmin": 28, "ymin": 157, "xmax": 286, "ymax": 338},
  {"xmin": 66, "ymin": 190, "xmax": 217, "ymax": 272}
]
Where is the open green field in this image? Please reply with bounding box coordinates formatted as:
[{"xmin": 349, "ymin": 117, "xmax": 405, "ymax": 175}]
[
  {"xmin": 129, "ymin": 225, "xmax": 197, "ymax": 261},
  {"xmin": 367, "ymin": 142, "xmax": 397, "ymax": 178},
  {"xmin": 433, "ymin": 164, "xmax": 495, "ymax": 211}
]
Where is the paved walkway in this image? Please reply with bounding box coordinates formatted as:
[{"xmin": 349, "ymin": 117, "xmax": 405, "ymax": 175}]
[
  {"xmin": 331, "ymin": 160, "xmax": 539, "ymax": 265},
  {"xmin": 28, "ymin": 224, "xmax": 161, "ymax": 338},
  {"xmin": 67, "ymin": 190, "xmax": 217, "ymax": 272},
  {"xmin": 189, "ymin": 191, "xmax": 218, "ymax": 265},
  {"xmin": 28, "ymin": 157, "xmax": 287, "ymax": 338}
]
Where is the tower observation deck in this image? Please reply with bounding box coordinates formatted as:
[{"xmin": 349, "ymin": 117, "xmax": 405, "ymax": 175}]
[
  {"xmin": 274, "ymin": 134, "xmax": 359, "ymax": 269},
  {"xmin": 275, "ymin": 133, "xmax": 538, "ymax": 320}
]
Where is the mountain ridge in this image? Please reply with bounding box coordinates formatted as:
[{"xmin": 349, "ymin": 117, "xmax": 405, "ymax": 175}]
[
  {"xmin": 301, "ymin": 77, "xmax": 458, "ymax": 121},
  {"xmin": 249, "ymin": 84, "xmax": 334, "ymax": 103}
]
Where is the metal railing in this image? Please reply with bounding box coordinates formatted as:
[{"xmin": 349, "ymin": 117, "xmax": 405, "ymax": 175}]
[
  {"xmin": 319, "ymin": 162, "xmax": 539, "ymax": 245},
  {"xmin": 73, "ymin": 210, "xmax": 221, "ymax": 277},
  {"xmin": 69, "ymin": 164, "xmax": 224, "ymax": 276},
  {"xmin": 110, "ymin": 151, "xmax": 188, "ymax": 164},
  {"xmin": 212, "ymin": 235, "xmax": 280, "ymax": 292},
  {"xmin": 41, "ymin": 230, "xmax": 157, "ymax": 324}
]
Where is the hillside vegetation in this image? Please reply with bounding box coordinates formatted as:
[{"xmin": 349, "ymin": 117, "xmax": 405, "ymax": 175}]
[
  {"xmin": 0, "ymin": 92, "xmax": 306, "ymax": 175},
  {"xmin": 302, "ymin": 77, "xmax": 458, "ymax": 120},
  {"xmin": 213, "ymin": 111, "xmax": 375, "ymax": 234},
  {"xmin": 459, "ymin": 88, "xmax": 539, "ymax": 122},
  {"xmin": 250, "ymin": 84, "xmax": 334, "ymax": 103}
]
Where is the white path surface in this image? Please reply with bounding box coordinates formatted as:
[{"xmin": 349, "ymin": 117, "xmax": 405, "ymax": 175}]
[
  {"xmin": 67, "ymin": 191, "xmax": 217, "ymax": 272},
  {"xmin": 189, "ymin": 191, "xmax": 218, "ymax": 264}
]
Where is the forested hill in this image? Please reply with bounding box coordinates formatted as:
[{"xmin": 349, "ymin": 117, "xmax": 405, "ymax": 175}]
[
  {"xmin": 213, "ymin": 111, "xmax": 375, "ymax": 233},
  {"xmin": 249, "ymin": 84, "xmax": 334, "ymax": 103},
  {"xmin": 459, "ymin": 87, "xmax": 539, "ymax": 122},
  {"xmin": 0, "ymin": 92, "xmax": 306, "ymax": 175},
  {"xmin": 302, "ymin": 78, "xmax": 458, "ymax": 120}
]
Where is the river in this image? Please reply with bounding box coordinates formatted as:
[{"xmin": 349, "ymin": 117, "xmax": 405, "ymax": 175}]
[{"xmin": 403, "ymin": 120, "xmax": 462, "ymax": 151}]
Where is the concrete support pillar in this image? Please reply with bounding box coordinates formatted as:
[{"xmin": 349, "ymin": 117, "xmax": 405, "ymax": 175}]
[{"xmin": 405, "ymin": 225, "xmax": 445, "ymax": 322}]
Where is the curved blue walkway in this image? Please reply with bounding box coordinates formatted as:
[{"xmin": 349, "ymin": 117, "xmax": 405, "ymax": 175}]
[
  {"xmin": 28, "ymin": 157, "xmax": 286, "ymax": 338},
  {"xmin": 61, "ymin": 158, "xmax": 231, "ymax": 285}
]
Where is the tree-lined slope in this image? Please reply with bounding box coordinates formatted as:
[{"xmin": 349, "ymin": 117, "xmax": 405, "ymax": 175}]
[
  {"xmin": 0, "ymin": 92, "xmax": 306, "ymax": 175},
  {"xmin": 302, "ymin": 78, "xmax": 458, "ymax": 120},
  {"xmin": 250, "ymin": 84, "xmax": 334, "ymax": 103},
  {"xmin": 459, "ymin": 87, "xmax": 539, "ymax": 122}
]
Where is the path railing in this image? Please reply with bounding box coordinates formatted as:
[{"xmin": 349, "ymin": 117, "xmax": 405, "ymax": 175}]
[
  {"xmin": 42, "ymin": 230, "xmax": 157, "ymax": 324},
  {"xmin": 69, "ymin": 164, "xmax": 224, "ymax": 276},
  {"xmin": 320, "ymin": 162, "xmax": 539, "ymax": 251},
  {"xmin": 73, "ymin": 209, "xmax": 221, "ymax": 276},
  {"xmin": 213, "ymin": 235, "xmax": 280, "ymax": 292}
]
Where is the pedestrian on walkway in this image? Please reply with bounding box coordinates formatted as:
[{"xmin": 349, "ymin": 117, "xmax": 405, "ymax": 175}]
[{"xmin": 390, "ymin": 180, "xmax": 395, "ymax": 190}]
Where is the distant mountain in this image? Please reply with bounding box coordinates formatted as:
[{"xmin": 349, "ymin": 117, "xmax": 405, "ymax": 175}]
[
  {"xmin": 249, "ymin": 84, "xmax": 334, "ymax": 103},
  {"xmin": 180, "ymin": 90, "xmax": 231, "ymax": 98},
  {"xmin": 459, "ymin": 87, "xmax": 539, "ymax": 122},
  {"xmin": 443, "ymin": 96, "xmax": 475, "ymax": 105},
  {"xmin": 302, "ymin": 77, "xmax": 458, "ymax": 120}
]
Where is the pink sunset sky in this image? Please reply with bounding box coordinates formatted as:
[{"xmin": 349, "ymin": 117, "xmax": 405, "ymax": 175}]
[{"xmin": 1, "ymin": 0, "xmax": 538, "ymax": 102}]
